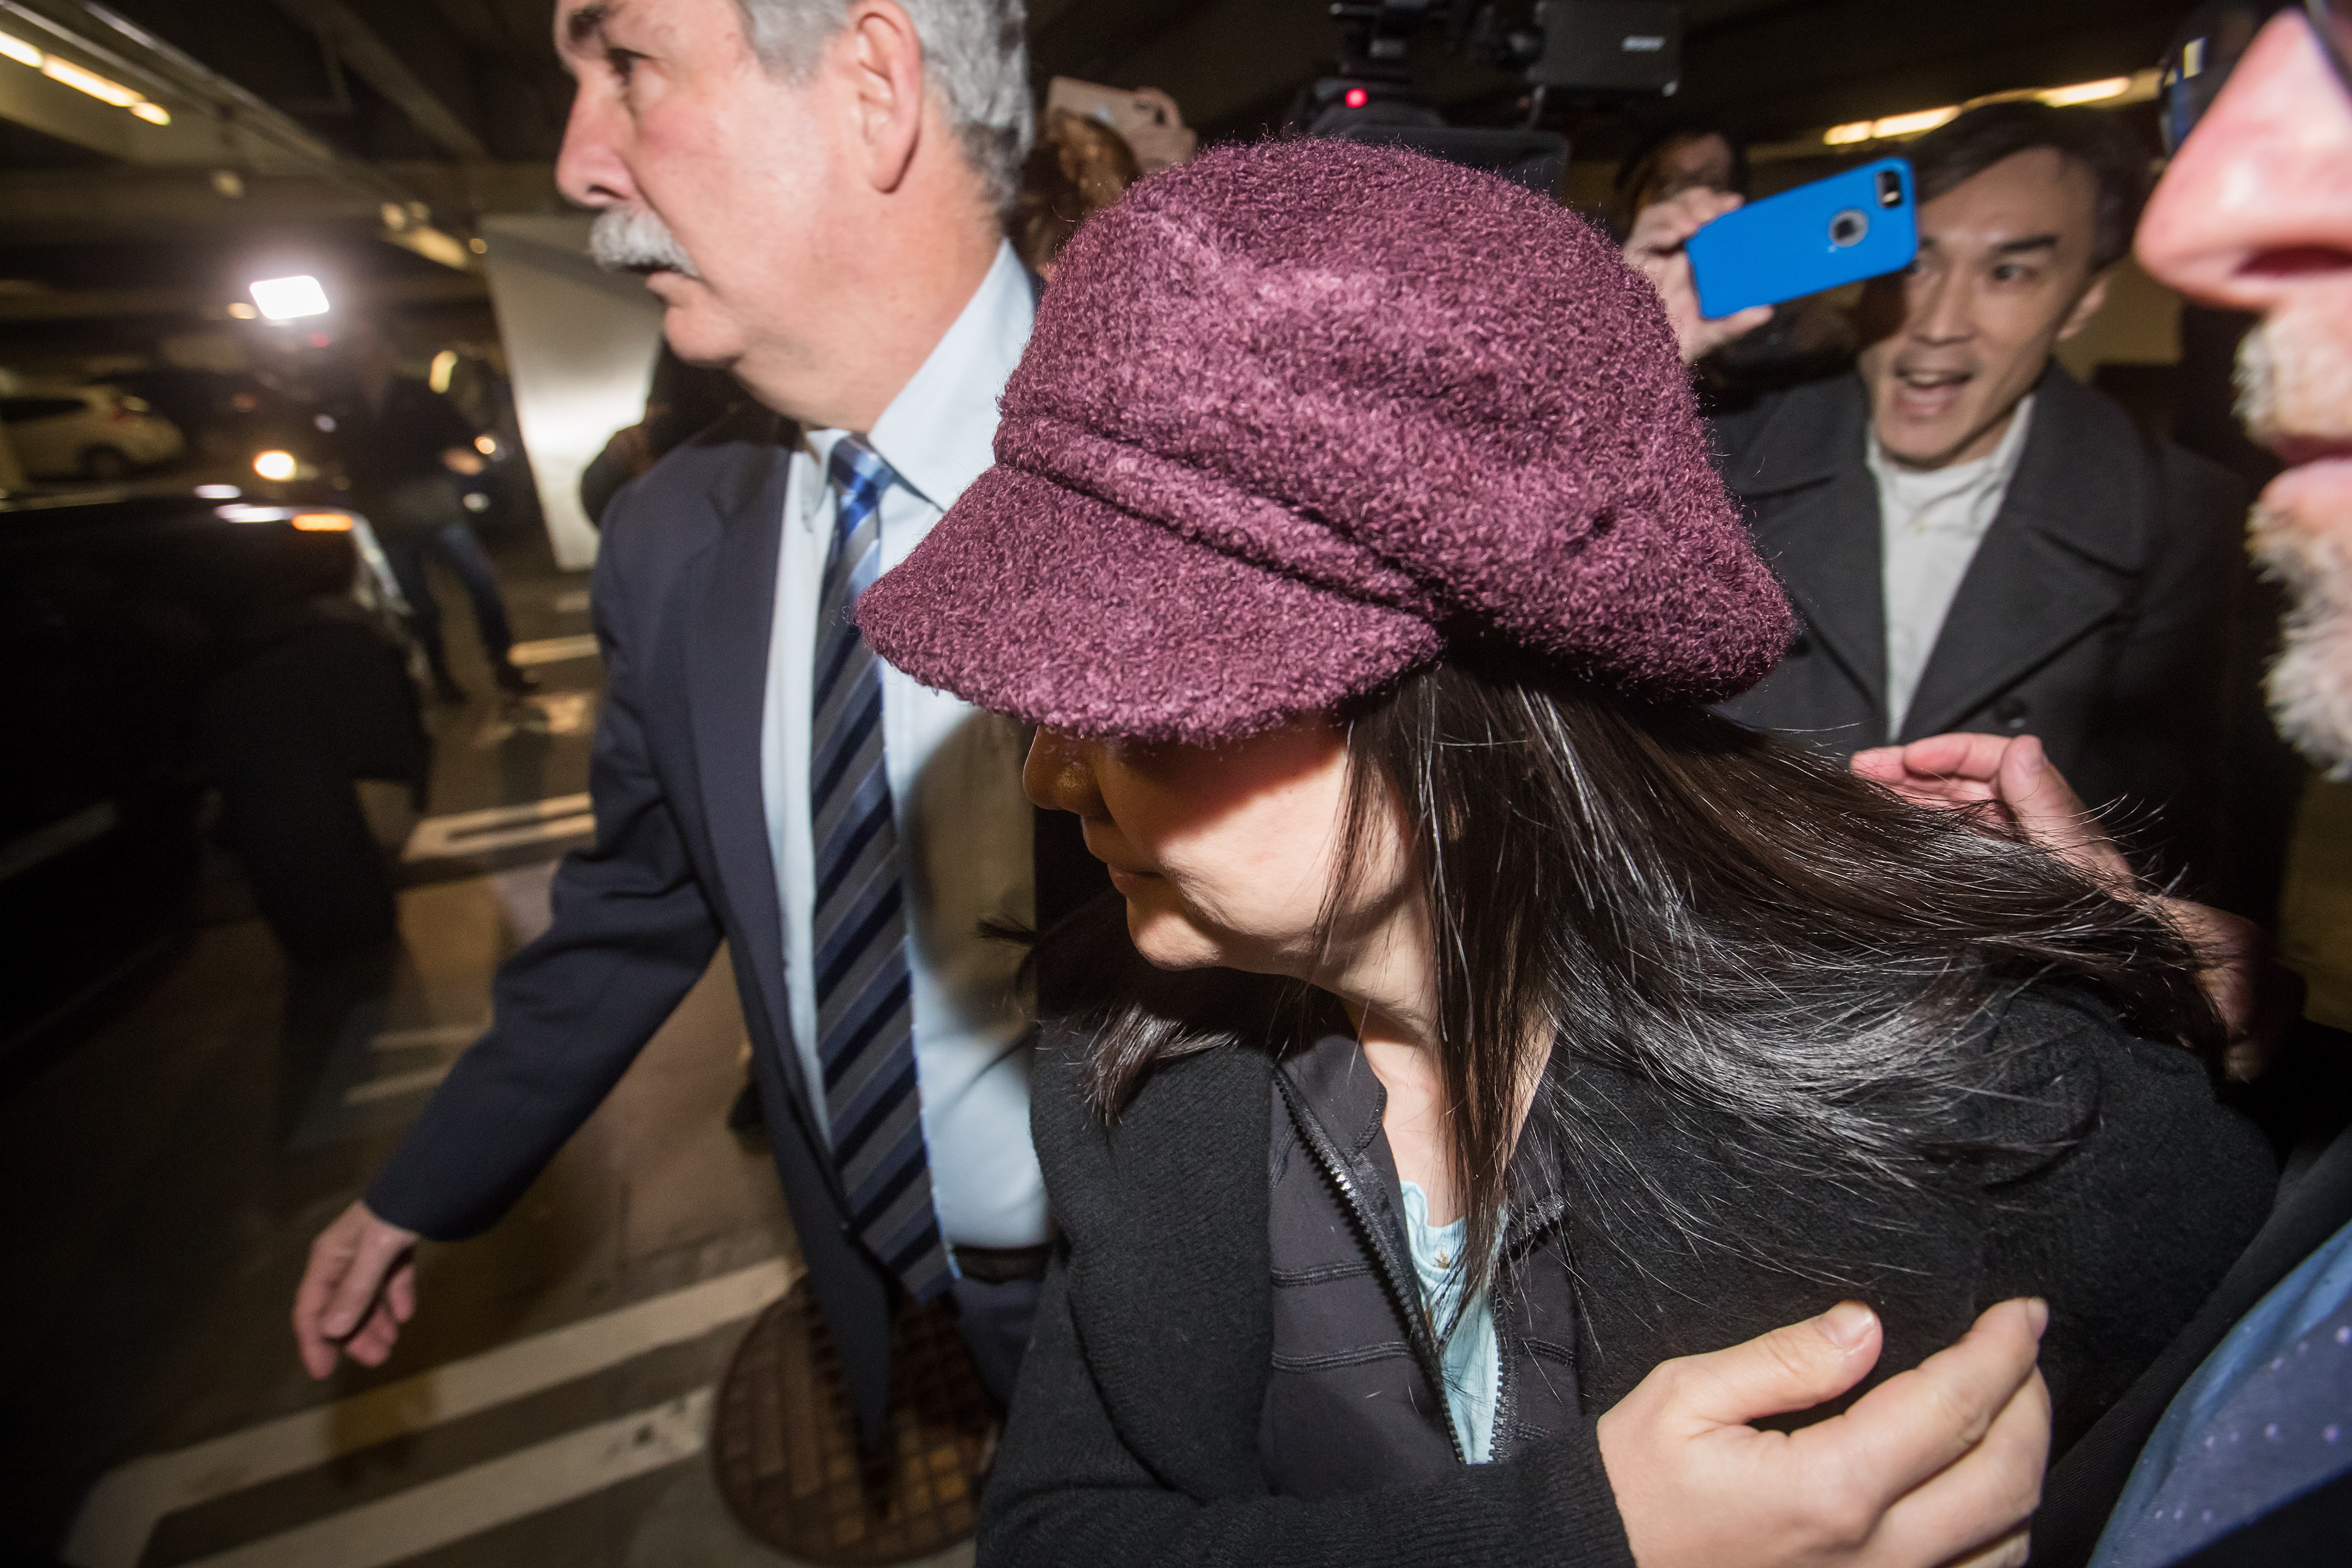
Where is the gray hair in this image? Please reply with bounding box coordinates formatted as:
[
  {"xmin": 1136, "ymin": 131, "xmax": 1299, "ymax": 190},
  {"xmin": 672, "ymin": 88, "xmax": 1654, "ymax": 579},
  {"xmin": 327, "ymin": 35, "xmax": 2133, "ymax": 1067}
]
[{"xmin": 734, "ymin": 0, "xmax": 1033, "ymax": 213}]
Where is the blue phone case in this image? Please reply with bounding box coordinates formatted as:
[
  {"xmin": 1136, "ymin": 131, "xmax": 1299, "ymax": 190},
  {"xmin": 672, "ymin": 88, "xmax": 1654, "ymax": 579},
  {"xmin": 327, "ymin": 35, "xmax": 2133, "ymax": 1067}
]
[{"xmin": 1685, "ymin": 157, "xmax": 1917, "ymax": 319}]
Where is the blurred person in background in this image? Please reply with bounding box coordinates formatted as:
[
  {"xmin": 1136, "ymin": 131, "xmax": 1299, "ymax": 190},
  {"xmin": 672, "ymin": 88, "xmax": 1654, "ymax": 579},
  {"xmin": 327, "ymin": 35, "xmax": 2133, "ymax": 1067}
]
[
  {"xmin": 322, "ymin": 318, "xmax": 536, "ymax": 703},
  {"xmin": 1606, "ymin": 121, "xmax": 1746, "ymax": 241},
  {"xmin": 578, "ymin": 341, "xmax": 754, "ymax": 526},
  {"xmin": 1629, "ymin": 102, "xmax": 2259, "ymax": 905},
  {"xmin": 1012, "ymin": 107, "xmax": 1139, "ymax": 279}
]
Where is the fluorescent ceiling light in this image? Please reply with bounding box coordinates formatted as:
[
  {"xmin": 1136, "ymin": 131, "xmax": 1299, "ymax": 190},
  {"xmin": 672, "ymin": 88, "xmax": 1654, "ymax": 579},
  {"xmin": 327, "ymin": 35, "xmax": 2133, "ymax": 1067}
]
[
  {"xmin": 1808, "ymin": 70, "xmax": 2160, "ymax": 156},
  {"xmin": 249, "ymin": 274, "xmax": 330, "ymax": 320},
  {"xmin": 382, "ymin": 224, "xmax": 475, "ymax": 272},
  {"xmin": 1820, "ymin": 106, "xmax": 1959, "ymax": 148},
  {"xmin": 1871, "ymin": 107, "xmax": 1958, "ymax": 138},
  {"xmin": 2040, "ymin": 76, "xmax": 2133, "ymax": 107},
  {"xmin": 5, "ymin": 33, "xmax": 173, "ymax": 123},
  {"xmin": 42, "ymin": 55, "xmax": 140, "ymax": 107}
]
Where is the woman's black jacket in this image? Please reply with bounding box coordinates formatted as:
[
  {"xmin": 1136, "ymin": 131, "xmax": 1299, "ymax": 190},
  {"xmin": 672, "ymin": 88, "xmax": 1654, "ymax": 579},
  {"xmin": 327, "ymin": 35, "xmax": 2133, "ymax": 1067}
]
[{"xmin": 977, "ymin": 988, "xmax": 2275, "ymax": 1568}]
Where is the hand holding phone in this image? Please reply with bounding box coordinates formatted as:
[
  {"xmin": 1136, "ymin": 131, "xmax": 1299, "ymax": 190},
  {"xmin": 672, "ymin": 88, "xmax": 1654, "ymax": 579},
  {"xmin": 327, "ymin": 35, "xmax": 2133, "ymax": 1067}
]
[
  {"xmin": 1045, "ymin": 76, "xmax": 1198, "ymax": 173},
  {"xmin": 1622, "ymin": 189, "xmax": 1775, "ymax": 364},
  {"xmin": 1685, "ymin": 157, "xmax": 1917, "ymax": 320}
]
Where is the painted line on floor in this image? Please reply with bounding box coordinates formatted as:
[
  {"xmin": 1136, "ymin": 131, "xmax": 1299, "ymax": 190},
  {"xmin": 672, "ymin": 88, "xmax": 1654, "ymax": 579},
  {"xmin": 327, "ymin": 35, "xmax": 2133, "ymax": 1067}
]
[
  {"xmin": 342, "ymin": 1064, "xmax": 456, "ymax": 1105},
  {"xmin": 401, "ymin": 794, "xmax": 595, "ymax": 864},
  {"xmin": 62, "ymin": 1258, "xmax": 795, "ymax": 1568},
  {"xmin": 367, "ymin": 1023, "xmax": 485, "ymax": 1052},
  {"xmin": 507, "ymin": 634, "xmax": 602, "ymax": 667},
  {"xmin": 181, "ymin": 1389, "xmax": 714, "ymax": 1568}
]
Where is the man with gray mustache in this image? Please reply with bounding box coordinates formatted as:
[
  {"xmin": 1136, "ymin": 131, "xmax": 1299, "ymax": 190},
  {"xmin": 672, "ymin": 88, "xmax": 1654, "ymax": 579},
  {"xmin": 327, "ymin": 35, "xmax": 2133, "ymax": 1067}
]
[
  {"xmin": 286, "ymin": 0, "xmax": 2069, "ymax": 1558},
  {"xmin": 290, "ymin": 0, "xmax": 1066, "ymax": 1446},
  {"xmin": 588, "ymin": 204, "xmax": 702, "ymax": 279}
]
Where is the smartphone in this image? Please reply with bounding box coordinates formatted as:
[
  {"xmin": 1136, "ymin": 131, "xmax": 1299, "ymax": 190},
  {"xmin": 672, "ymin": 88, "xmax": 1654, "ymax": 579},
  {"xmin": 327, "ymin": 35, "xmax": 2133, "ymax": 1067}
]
[{"xmin": 1685, "ymin": 157, "xmax": 1916, "ymax": 320}]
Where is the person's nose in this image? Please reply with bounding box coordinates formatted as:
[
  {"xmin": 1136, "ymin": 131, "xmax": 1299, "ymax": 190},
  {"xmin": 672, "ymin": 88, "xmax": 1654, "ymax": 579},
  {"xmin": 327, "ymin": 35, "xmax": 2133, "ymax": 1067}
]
[
  {"xmin": 1906, "ymin": 265, "xmax": 1972, "ymax": 347},
  {"xmin": 554, "ymin": 79, "xmax": 638, "ymax": 212},
  {"xmin": 1023, "ymin": 728, "xmax": 1105, "ymax": 817},
  {"xmin": 2138, "ymin": 10, "xmax": 2352, "ymax": 313}
]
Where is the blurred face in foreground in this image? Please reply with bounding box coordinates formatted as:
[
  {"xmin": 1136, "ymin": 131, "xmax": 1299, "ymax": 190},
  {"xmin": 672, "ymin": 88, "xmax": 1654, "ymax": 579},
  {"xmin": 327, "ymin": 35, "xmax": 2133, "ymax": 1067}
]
[
  {"xmin": 2139, "ymin": 8, "xmax": 2352, "ymax": 774},
  {"xmin": 1858, "ymin": 148, "xmax": 2111, "ymax": 470}
]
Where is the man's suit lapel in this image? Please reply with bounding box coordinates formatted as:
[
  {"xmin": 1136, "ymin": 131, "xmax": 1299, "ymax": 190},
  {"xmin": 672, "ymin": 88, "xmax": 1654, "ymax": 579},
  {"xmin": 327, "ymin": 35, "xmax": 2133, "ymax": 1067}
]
[
  {"xmin": 1900, "ymin": 371, "xmax": 2146, "ymax": 741},
  {"xmin": 1730, "ymin": 376, "xmax": 1889, "ymax": 717},
  {"xmin": 682, "ymin": 418, "xmax": 811, "ymax": 1115}
]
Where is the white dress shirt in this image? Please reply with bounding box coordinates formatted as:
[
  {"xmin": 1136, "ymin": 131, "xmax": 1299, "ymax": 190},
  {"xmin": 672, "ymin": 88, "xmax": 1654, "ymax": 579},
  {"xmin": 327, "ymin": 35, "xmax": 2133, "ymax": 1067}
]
[
  {"xmin": 757, "ymin": 241, "xmax": 1048, "ymax": 1250},
  {"xmin": 1869, "ymin": 393, "xmax": 2036, "ymax": 735}
]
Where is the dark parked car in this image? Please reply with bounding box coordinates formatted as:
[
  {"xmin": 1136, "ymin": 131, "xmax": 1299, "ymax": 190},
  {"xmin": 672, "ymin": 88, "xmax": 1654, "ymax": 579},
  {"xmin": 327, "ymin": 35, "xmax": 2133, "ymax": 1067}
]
[
  {"xmin": 94, "ymin": 367, "xmax": 343, "ymax": 492},
  {"xmin": 0, "ymin": 486, "xmax": 429, "ymax": 1054}
]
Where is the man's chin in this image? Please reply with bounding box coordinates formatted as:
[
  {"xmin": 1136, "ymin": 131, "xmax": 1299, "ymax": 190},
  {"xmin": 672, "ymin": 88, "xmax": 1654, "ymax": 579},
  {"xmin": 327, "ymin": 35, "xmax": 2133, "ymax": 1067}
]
[
  {"xmin": 1869, "ymin": 404, "xmax": 1991, "ymax": 471},
  {"xmin": 2252, "ymin": 499, "xmax": 2352, "ymax": 779},
  {"xmin": 652, "ymin": 289, "xmax": 745, "ymax": 371}
]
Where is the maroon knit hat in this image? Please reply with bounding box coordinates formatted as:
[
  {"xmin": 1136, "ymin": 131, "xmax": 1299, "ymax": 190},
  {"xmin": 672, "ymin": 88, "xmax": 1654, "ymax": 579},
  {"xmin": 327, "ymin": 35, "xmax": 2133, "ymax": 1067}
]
[{"xmin": 857, "ymin": 138, "xmax": 1791, "ymax": 744}]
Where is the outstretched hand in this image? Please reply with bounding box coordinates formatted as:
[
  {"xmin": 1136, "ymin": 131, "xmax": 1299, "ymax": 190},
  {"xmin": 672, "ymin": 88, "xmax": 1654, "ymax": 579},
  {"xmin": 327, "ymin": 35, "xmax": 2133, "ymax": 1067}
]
[
  {"xmin": 292, "ymin": 1200, "xmax": 421, "ymax": 1378},
  {"xmin": 1599, "ymin": 1298, "xmax": 2052, "ymax": 1568},
  {"xmin": 1621, "ymin": 189, "xmax": 1774, "ymax": 363},
  {"xmin": 1851, "ymin": 733, "xmax": 2298, "ymax": 1078}
]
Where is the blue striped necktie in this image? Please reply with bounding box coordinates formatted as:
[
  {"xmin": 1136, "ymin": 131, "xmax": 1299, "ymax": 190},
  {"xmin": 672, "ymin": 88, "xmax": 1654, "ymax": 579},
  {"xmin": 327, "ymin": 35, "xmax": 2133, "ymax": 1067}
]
[{"xmin": 811, "ymin": 436, "xmax": 949, "ymax": 1303}]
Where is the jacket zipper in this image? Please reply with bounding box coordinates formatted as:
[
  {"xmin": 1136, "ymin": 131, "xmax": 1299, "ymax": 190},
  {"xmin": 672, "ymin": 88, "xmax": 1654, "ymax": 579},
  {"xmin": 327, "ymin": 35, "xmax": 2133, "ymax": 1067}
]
[{"xmin": 1274, "ymin": 1066, "xmax": 1471, "ymax": 1466}]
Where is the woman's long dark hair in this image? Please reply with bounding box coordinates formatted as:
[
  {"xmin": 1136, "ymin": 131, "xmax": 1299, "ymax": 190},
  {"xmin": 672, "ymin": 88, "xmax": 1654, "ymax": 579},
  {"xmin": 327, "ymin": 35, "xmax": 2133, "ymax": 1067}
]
[{"xmin": 1052, "ymin": 652, "xmax": 2222, "ymax": 1311}]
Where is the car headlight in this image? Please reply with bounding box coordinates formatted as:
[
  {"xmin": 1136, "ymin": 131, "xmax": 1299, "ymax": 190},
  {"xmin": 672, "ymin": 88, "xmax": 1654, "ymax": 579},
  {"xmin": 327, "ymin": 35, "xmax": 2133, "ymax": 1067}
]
[{"xmin": 254, "ymin": 449, "xmax": 297, "ymax": 481}]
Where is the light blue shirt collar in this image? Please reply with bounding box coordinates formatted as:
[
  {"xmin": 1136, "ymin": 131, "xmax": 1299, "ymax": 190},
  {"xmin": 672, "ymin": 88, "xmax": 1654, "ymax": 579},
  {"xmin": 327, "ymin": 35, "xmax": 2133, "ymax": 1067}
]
[{"xmin": 804, "ymin": 240, "xmax": 1031, "ymax": 513}]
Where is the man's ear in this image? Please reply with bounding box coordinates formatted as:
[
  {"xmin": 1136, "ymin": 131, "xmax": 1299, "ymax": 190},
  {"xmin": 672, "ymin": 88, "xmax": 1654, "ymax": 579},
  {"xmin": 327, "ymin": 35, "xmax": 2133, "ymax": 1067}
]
[
  {"xmin": 2054, "ymin": 269, "xmax": 2113, "ymax": 344},
  {"xmin": 840, "ymin": 0, "xmax": 926, "ymax": 195}
]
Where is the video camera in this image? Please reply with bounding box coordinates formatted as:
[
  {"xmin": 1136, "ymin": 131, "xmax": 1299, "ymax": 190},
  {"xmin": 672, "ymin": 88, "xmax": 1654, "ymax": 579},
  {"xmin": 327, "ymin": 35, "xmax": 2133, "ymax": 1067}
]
[
  {"xmin": 1333, "ymin": 0, "xmax": 1681, "ymax": 93},
  {"xmin": 1302, "ymin": 1, "xmax": 1685, "ymax": 194}
]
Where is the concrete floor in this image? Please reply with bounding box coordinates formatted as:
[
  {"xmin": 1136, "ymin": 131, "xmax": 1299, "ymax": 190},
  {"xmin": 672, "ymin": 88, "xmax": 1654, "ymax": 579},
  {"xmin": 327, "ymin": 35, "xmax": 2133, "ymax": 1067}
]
[{"xmin": 0, "ymin": 533, "xmax": 972, "ymax": 1568}]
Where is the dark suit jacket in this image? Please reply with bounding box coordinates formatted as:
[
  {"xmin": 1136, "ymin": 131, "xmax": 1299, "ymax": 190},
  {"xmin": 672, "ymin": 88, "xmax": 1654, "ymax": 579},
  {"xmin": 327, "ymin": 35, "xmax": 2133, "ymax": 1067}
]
[
  {"xmin": 1712, "ymin": 366, "xmax": 2249, "ymax": 890},
  {"xmin": 2032, "ymin": 1023, "xmax": 2352, "ymax": 1565},
  {"xmin": 366, "ymin": 408, "xmax": 1098, "ymax": 1437}
]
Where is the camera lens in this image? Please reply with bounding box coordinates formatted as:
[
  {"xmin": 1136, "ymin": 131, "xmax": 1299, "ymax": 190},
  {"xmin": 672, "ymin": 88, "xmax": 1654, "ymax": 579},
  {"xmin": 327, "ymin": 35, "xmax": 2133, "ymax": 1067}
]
[
  {"xmin": 1829, "ymin": 210, "xmax": 1868, "ymax": 247},
  {"xmin": 1877, "ymin": 169, "xmax": 1904, "ymax": 208}
]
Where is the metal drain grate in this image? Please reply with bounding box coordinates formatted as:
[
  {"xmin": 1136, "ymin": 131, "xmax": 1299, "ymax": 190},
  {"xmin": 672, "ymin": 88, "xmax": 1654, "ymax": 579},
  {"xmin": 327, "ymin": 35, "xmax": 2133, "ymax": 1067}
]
[{"xmin": 712, "ymin": 1279, "xmax": 994, "ymax": 1564}]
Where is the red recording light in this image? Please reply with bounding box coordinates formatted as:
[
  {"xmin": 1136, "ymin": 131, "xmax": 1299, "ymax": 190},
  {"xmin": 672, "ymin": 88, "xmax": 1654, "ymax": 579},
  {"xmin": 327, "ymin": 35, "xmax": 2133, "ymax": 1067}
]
[{"xmin": 1344, "ymin": 86, "xmax": 1369, "ymax": 109}]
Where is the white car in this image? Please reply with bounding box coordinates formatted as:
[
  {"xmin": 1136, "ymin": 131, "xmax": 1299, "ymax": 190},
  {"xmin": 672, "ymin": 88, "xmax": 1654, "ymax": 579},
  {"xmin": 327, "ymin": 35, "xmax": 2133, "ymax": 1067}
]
[{"xmin": 0, "ymin": 383, "xmax": 186, "ymax": 480}]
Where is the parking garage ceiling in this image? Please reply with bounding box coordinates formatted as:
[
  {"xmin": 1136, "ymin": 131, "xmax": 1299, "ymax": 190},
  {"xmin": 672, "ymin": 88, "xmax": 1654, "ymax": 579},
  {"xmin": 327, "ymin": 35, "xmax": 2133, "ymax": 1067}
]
[{"xmin": 0, "ymin": 0, "xmax": 2180, "ymax": 343}]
